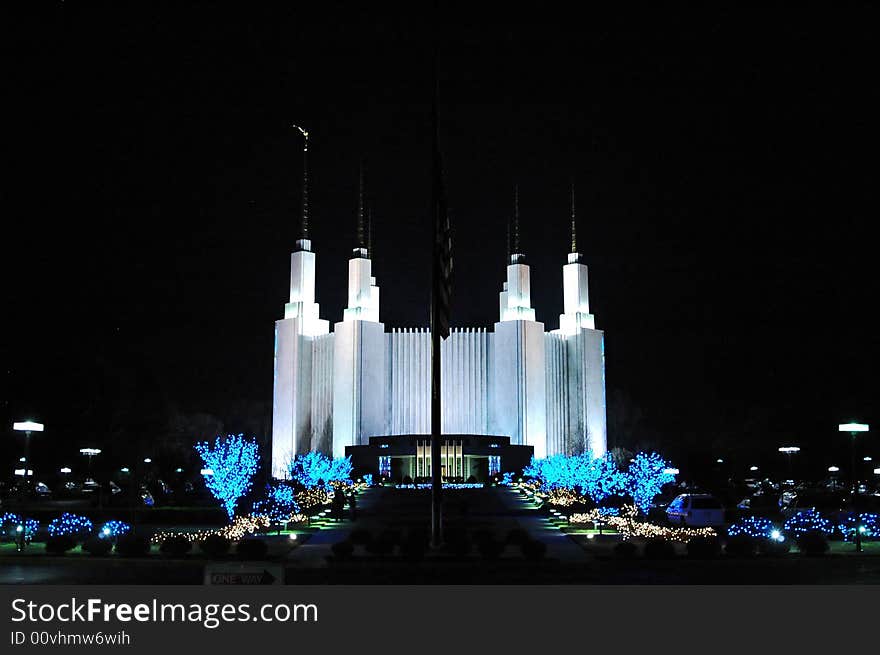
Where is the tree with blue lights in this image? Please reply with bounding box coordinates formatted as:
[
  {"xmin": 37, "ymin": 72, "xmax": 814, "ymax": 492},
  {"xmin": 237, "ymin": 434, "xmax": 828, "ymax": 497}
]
[
  {"xmin": 622, "ymin": 452, "xmax": 676, "ymax": 514},
  {"xmin": 524, "ymin": 454, "xmax": 588, "ymax": 493},
  {"xmin": 253, "ymin": 482, "xmax": 300, "ymax": 524},
  {"xmin": 525, "ymin": 452, "xmax": 625, "ymax": 501},
  {"xmin": 581, "ymin": 453, "xmax": 627, "ymax": 503},
  {"xmin": 195, "ymin": 434, "xmax": 260, "ymax": 520},
  {"xmin": 524, "ymin": 450, "xmax": 675, "ymax": 514},
  {"xmin": 287, "ymin": 451, "xmax": 352, "ymax": 491}
]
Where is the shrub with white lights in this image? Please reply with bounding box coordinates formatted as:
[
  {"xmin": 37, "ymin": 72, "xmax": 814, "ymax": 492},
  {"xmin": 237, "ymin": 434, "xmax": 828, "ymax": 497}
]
[
  {"xmin": 47, "ymin": 513, "xmax": 93, "ymax": 539},
  {"xmin": 784, "ymin": 509, "xmax": 832, "ymax": 536},
  {"xmin": 195, "ymin": 433, "xmax": 260, "ymax": 520}
]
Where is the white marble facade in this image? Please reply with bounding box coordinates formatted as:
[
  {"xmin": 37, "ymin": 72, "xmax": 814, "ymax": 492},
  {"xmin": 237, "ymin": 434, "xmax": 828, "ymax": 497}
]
[{"xmin": 271, "ymin": 240, "xmax": 607, "ymax": 478}]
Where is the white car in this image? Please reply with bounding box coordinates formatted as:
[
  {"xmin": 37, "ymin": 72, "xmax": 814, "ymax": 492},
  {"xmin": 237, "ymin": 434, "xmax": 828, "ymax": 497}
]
[{"xmin": 666, "ymin": 494, "xmax": 725, "ymax": 527}]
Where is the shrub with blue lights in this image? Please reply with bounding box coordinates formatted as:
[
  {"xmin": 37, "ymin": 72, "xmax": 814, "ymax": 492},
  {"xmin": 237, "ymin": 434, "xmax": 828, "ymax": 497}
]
[
  {"xmin": 500, "ymin": 472, "xmax": 515, "ymax": 486},
  {"xmin": 98, "ymin": 520, "xmax": 131, "ymax": 539},
  {"xmin": 195, "ymin": 434, "xmax": 260, "ymax": 520},
  {"xmin": 1, "ymin": 513, "xmax": 39, "ymax": 541},
  {"xmin": 622, "ymin": 452, "xmax": 676, "ymax": 514},
  {"xmin": 287, "ymin": 451, "xmax": 353, "ymax": 491},
  {"xmin": 253, "ymin": 482, "xmax": 300, "ymax": 524},
  {"xmin": 1, "ymin": 512, "xmax": 22, "ymax": 539},
  {"xmin": 784, "ymin": 509, "xmax": 832, "ymax": 536},
  {"xmin": 47, "ymin": 513, "xmax": 93, "ymax": 539},
  {"xmin": 837, "ymin": 513, "xmax": 879, "ymax": 540},
  {"xmin": 363, "ymin": 473, "xmax": 374, "ymax": 487},
  {"xmin": 728, "ymin": 516, "xmax": 780, "ymax": 540}
]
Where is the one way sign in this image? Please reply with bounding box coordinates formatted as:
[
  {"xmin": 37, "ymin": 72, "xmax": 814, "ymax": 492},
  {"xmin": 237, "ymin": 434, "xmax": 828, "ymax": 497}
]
[{"xmin": 204, "ymin": 563, "xmax": 284, "ymax": 585}]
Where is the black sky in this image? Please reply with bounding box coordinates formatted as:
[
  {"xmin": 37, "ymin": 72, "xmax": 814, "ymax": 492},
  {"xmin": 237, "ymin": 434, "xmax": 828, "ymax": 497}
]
[{"xmin": 1, "ymin": 2, "xmax": 876, "ymax": 479}]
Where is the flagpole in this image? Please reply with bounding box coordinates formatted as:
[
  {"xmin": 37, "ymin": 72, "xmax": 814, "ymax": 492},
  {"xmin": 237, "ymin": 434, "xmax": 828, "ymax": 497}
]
[{"xmin": 430, "ymin": 80, "xmax": 443, "ymax": 551}]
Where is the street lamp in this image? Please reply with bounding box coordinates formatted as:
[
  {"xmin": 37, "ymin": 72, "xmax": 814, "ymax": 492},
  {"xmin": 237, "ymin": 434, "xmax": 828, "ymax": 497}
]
[
  {"xmin": 13, "ymin": 421, "xmax": 44, "ymax": 483},
  {"xmin": 79, "ymin": 448, "xmax": 101, "ymax": 474},
  {"xmin": 778, "ymin": 446, "xmax": 800, "ymax": 480},
  {"xmin": 828, "ymin": 466, "xmax": 840, "ymax": 473},
  {"xmin": 839, "ymin": 422, "xmax": 870, "ymax": 552}
]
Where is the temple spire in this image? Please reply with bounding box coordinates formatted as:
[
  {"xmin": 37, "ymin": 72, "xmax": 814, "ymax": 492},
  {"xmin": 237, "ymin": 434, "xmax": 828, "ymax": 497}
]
[
  {"xmin": 292, "ymin": 124, "xmax": 309, "ymax": 240},
  {"xmin": 513, "ymin": 185, "xmax": 521, "ymax": 254},
  {"xmin": 570, "ymin": 182, "xmax": 577, "ymax": 253},
  {"xmin": 356, "ymin": 161, "xmax": 366, "ymax": 252},
  {"xmin": 367, "ymin": 204, "xmax": 373, "ymax": 259}
]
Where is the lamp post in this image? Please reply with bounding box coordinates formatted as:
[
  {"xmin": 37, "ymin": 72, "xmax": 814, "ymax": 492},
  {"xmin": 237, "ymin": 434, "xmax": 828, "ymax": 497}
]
[
  {"xmin": 79, "ymin": 448, "xmax": 101, "ymax": 475},
  {"xmin": 839, "ymin": 423, "xmax": 869, "ymax": 552},
  {"xmin": 13, "ymin": 421, "xmax": 44, "ymax": 485},
  {"xmin": 778, "ymin": 446, "xmax": 800, "ymax": 481}
]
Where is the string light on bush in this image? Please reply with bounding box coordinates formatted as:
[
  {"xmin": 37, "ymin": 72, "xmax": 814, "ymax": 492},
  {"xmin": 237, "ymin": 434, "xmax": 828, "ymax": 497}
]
[
  {"xmin": 838, "ymin": 513, "xmax": 878, "ymax": 540},
  {"xmin": 253, "ymin": 482, "xmax": 300, "ymax": 524},
  {"xmin": 296, "ymin": 488, "xmax": 330, "ymax": 510},
  {"xmin": 784, "ymin": 509, "xmax": 832, "ymax": 536},
  {"xmin": 728, "ymin": 516, "xmax": 779, "ymax": 539},
  {"xmin": 98, "ymin": 520, "xmax": 131, "ymax": 539},
  {"xmin": 569, "ymin": 505, "xmax": 715, "ymax": 541},
  {"xmin": 47, "ymin": 513, "xmax": 93, "ymax": 538},
  {"xmin": 151, "ymin": 514, "xmax": 271, "ymax": 545},
  {"xmin": 1, "ymin": 512, "xmax": 23, "ymax": 536},
  {"xmin": 395, "ymin": 482, "xmax": 483, "ymax": 490},
  {"xmin": 1, "ymin": 514, "xmax": 39, "ymax": 540}
]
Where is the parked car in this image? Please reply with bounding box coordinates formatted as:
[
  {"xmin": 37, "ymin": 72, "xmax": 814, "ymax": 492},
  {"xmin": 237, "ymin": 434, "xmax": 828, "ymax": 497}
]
[
  {"xmin": 735, "ymin": 492, "xmax": 783, "ymax": 520},
  {"xmin": 666, "ymin": 494, "xmax": 725, "ymax": 527},
  {"xmin": 779, "ymin": 491, "xmax": 850, "ymax": 522}
]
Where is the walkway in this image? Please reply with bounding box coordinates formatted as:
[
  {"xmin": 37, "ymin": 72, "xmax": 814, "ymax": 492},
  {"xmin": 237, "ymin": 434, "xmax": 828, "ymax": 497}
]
[{"xmin": 286, "ymin": 485, "xmax": 588, "ymax": 568}]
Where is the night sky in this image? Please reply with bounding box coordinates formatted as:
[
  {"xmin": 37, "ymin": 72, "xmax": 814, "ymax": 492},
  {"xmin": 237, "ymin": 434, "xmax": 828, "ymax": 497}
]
[{"xmin": 2, "ymin": 3, "xmax": 876, "ymax": 481}]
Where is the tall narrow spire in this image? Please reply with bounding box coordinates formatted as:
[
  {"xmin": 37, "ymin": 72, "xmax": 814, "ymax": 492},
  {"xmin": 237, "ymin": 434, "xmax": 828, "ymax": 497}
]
[
  {"xmin": 292, "ymin": 125, "xmax": 309, "ymax": 240},
  {"xmin": 356, "ymin": 161, "xmax": 366, "ymax": 252},
  {"xmin": 367, "ymin": 204, "xmax": 373, "ymax": 259},
  {"xmin": 570, "ymin": 182, "xmax": 577, "ymax": 253},
  {"xmin": 513, "ymin": 185, "xmax": 521, "ymax": 254}
]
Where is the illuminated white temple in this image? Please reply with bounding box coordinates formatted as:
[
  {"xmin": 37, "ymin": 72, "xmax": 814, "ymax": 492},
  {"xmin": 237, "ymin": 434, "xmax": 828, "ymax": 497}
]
[{"xmin": 271, "ymin": 170, "xmax": 606, "ymax": 479}]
